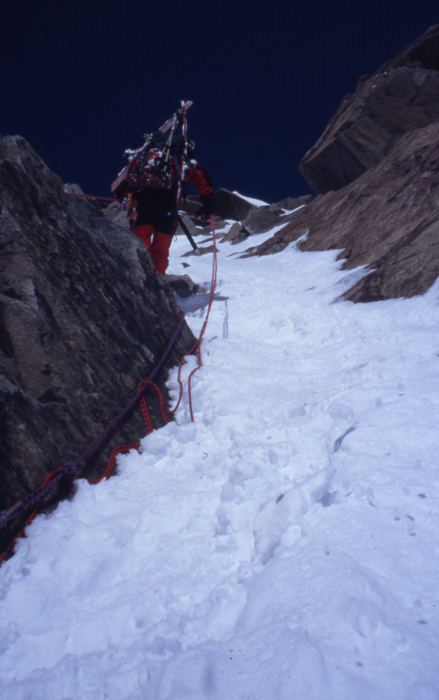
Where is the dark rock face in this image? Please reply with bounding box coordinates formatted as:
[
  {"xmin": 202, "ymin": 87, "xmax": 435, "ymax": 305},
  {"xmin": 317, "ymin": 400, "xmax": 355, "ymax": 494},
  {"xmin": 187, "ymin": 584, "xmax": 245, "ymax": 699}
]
[
  {"xmin": 214, "ymin": 188, "xmax": 254, "ymax": 221},
  {"xmin": 217, "ymin": 222, "xmax": 245, "ymax": 244},
  {"xmin": 241, "ymin": 208, "xmax": 281, "ymax": 235},
  {"xmin": 299, "ymin": 25, "xmax": 439, "ymax": 195},
  {"xmin": 240, "ymin": 200, "xmax": 317, "ymax": 238},
  {"xmin": 0, "ymin": 136, "xmax": 195, "ymax": 542},
  {"xmin": 376, "ymin": 23, "xmax": 439, "ymax": 73},
  {"xmin": 164, "ymin": 274, "xmax": 202, "ymax": 297},
  {"xmin": 245, "ymin": 122, "xmax": 439, "ymax": 302}
]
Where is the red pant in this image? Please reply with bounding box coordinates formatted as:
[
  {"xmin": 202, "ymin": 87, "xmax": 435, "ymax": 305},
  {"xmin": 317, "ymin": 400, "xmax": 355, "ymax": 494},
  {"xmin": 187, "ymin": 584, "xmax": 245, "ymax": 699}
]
[{"xmin": 134, "ymin": 225, "xmax": 172, "ymax": 275}]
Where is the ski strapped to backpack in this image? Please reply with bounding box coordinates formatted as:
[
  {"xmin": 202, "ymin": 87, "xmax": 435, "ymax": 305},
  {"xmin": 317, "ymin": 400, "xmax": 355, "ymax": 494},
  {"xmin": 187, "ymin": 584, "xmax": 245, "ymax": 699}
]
[{"xmin": 110, "ymin": 101, "xmax": 193, "ymax": 194}]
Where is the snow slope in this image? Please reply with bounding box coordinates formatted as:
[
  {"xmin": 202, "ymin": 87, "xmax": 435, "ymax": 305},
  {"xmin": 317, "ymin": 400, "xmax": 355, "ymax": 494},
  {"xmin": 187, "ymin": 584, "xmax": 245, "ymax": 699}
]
[{"xmin": 1, "ymin": 220, "xmax": 439, "ymax": 699}]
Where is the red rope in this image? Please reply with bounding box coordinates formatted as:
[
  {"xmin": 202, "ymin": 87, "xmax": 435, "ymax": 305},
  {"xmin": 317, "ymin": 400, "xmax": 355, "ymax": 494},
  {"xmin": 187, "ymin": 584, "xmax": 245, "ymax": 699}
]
[
  {"xmin": 66, "ymin": 192, "xmax": 116, "ymax": 202},
  {"xmin": 88, "ymin": 444, "xmax": 140, "ymax": 485},
  {"xmin": 89, "ymin": 380, "xmax": 170, "ymax": 485},
  {"xmin": 138, "ymin": 380, "xmax": 170, "ymax": 433},
  {"xmin": 171, "ymin": 214, "xmax": 217, "ymax": 421}
]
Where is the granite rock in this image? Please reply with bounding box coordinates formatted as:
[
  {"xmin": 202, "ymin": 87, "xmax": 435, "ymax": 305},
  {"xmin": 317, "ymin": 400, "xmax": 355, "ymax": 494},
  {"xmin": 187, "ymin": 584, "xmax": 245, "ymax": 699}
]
[
  {"xmin": 299, "ymin": 25, "xmax": 439, "ymax": 194},
  {"xmin": 214, "ymin": 188, "xmax": 254, "ymax": 221},
  {"xmin": 0, "ymin": 136, "xmax": 195, "ymax": 550},
  {"xmin": 245, "ymin": 122, "xmax": 439, "ymax": 302}
]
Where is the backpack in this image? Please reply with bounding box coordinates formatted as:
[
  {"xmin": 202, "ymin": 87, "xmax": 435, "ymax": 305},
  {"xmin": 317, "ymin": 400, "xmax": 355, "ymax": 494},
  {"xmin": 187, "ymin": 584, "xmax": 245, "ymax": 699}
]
[
  {"xmin": 149, "ymin": 131, "xmax": 186, "ymax": 158},
  {"xmin": 127, "ymin": 132, "xmax": 187, "ymax": 191}
]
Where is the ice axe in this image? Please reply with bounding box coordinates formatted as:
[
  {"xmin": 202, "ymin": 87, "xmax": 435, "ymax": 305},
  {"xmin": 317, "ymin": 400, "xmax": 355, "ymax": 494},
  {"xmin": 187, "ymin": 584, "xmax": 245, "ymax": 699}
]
[{"xmin": 177, "ymin": 213, "xmax": 201, "ymax": 255}]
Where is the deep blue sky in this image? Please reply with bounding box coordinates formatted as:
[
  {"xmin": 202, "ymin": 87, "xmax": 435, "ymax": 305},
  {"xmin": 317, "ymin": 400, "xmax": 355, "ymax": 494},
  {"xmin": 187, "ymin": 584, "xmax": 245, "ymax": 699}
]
[{"xmin": 1, "ymin": 1, "xmax": 438, "ymax": 204}]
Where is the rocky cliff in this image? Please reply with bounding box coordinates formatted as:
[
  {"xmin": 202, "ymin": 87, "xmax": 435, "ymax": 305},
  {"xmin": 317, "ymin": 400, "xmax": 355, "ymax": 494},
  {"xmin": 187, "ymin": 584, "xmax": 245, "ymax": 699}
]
[
  {"xmin": 238, "ymin": 27, "xmax": 439, "ymax": 303},
  {"xmin": 0, "ymin": 136, "xmax": 195, "ymax": 549},
  {"xmin": 246, "ymin": 122, "xmax": 439, "ymax": 301},
  {"xmin": 299, "ymin": 25, "xmax": 439, "ymax": 195}
]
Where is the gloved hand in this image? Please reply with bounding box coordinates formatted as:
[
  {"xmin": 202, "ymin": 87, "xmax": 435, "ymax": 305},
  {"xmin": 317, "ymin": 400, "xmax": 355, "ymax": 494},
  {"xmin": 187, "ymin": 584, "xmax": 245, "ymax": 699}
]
[{"xmin": 196, "ymin": 195, "xmax": 214, "ymax": 220}]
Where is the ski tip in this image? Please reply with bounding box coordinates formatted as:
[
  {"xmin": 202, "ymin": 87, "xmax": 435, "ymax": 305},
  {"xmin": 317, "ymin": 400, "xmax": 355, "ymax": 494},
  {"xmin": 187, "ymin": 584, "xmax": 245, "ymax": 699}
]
[{"xmin": 180, "ymin": 101, "xmax": 193, "ymax": 112}]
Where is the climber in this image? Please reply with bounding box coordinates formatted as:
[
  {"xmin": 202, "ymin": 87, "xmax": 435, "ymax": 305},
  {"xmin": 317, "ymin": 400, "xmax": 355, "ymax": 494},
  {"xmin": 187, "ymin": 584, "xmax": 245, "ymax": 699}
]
[{"xmin": 114, "ymin": 132, "xmax": 214, "ymax": 275}]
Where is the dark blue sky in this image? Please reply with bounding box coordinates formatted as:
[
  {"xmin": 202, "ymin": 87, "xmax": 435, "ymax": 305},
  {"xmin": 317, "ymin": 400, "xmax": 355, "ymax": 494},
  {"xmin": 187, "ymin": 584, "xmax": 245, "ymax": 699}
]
[{"xmin": 2, "ymin": 1, "xmax": 438, "ymax": 204}]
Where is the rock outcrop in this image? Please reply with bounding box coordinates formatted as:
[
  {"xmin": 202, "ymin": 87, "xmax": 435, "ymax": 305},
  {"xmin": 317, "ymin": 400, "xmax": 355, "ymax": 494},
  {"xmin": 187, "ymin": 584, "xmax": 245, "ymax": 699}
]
[
  {"xmin": 299, "ymin": 25, "xmax": 439, "ymax": 194},
  {"xmin": 240, "ymin": 208, "xmax": 281, "ymax": 235},
  {"xmin": 214, "ymin": 188, "xmax": 254, "ymax": 221},
  {"xmin": 0, "ymin": 136, "xmax": 196, "ymax": 548},
  {"xmin": 376, "ymin": 23, "xmax": 439, "ymax": 73},
  {"xmin": 240, "ymin": 27, "xmax": 439, "ymax": 303},
  {"xmin": 245, "ymin": 121, "xmax": 439, "ymax": 302},
  {"xmin": 267, "ymin": 195, "xmax": 313, "ymax": 213}
]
